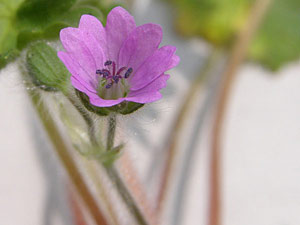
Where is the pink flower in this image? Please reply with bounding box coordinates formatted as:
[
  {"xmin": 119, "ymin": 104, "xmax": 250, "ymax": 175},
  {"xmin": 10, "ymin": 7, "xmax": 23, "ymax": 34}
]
[{"xmin": 58, "ymin": 6, "xmax": 179, "ymax": 107}]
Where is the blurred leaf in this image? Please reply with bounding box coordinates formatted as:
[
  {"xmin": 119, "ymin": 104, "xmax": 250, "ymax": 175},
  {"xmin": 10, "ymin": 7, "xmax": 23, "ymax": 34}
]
[
  {"xmin": 167, "ymin": 0, "xmax": 252, "ymax": 46},
  {"xmin": 0, "ymin": 19, "xmax": 18, "ymax": 57},
  {"xmin": 77, "ymin": 0, "xmax": 125, "ymax": 20},
  {"xmin": 16, "ymin": 0, "xmax": 76, "ymax": 29},
  {"xmin": 16, "ymin": 5, "xmax": 103, "ymax": 48},
  {"xmin": 0, "ymin": 0, "xmax": 107, "ymax": 69},
  {"xmin": 57, "ymin": 5, "xmax": 103, "ymax": 27},
  {"xmin": 0, "ymin": 0, "xmax": 24, "ymax": 68},
  {"xmin": 26, "ymin": 42, "xmax": 71, "ymax": 93},
  {"xmin": 248, "ymin": 0, "xmax": 300, "ymax": 70},
  {"xmin": 0, "ymin": 49, "xmax": 20, "ymax": 69},
  {"xmin": 17, "ymin": 30, "xmax": 42, "ymax": 49}
]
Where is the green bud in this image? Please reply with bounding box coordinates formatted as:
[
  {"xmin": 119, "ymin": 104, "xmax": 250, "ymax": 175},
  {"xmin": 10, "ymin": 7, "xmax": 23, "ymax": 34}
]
[
  {"xmin": 26, "ymin": 42, "xmax": 70, "ymax": 93},
  {"xmin": 76, "ymin": 90, "xmax": 144, "ymax": 116}
]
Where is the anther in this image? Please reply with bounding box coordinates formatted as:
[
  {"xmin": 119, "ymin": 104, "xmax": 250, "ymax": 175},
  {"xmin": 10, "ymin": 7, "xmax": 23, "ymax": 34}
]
[
  {"xmin": 113, "ymin": 75, "xmax": 120, "ymax": 83},
  {"xmin": 105, "ymin": 83, "xmax": 113, "ymax": 89},
  {"xmin": 101, "ymin": 69, "xmax": 110, "ymax": 78},
  {"xmin": 104, "ymin": 60, "xmax": 112, "ymax": 66},
  {"xmin": 96, "ymin": 69, "xmax": 103, "ymax": 75},
  {"xmin": 124, "ymin": 68, "xmax": 133, "ymax": 78}
]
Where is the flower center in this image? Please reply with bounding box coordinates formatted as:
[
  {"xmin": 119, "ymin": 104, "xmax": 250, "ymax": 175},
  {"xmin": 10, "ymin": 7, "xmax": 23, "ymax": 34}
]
[{"xmin": 96, "ymin": 60, "xmax": 133, "ymax": 99}]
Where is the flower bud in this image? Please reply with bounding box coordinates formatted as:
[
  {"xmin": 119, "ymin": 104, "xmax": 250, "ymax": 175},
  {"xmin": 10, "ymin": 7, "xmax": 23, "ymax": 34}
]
[{"xmin": 26, "ymin": 42, "xmax": 70, "ymax": 93}]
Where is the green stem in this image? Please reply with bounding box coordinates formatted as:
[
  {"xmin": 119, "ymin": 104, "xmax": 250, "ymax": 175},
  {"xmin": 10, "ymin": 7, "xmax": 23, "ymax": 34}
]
[
  {"xmin": 104, "ymin": 114, "xmax": 148, "ymax": 225},
  {"xmin": 106, "ymin": 113, "xmax": 116, "ymax": 151},
  {"xmin": 67, "ymin": 95, "xmax": 98, "ymax": 146},
  {"xmin": 28, "ymin": 91, "xmax": 108, "ymax": 225},
  {"xmin": 63, "ymin": 94, "xmax": 148, "ymax": 224},
  {"xmin": 105, "ymin": 166, "xmax": 148, "ymax": 225}
]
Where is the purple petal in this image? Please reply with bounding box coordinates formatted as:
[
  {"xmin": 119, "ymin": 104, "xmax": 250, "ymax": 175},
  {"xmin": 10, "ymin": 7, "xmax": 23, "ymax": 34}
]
[
  {"xmin": 80, "ymin": 30, "xmax": 106, "ymax": 69},
  {"xmin": 105, "ymin": 6, "xmax": 136, "ymax": 61},
  {"xmin": 57, "ymin": 51, "xmax": 97, "ymax": 91},
  {"xmin": 71, "ymin": 76, "xmax": 97, "ymax": 95},
  {"xmin": 71, "ymin": 75, "xmax": 126, "ymax": 107},
  {"xmin": 167, "ymin": 54, "xmax": 180, "ymax": 70},
  {"xmin": 118, "ymin": 23, "xmax": 162, "ymax": 71},
  {"xmin": 126, "ymin": 74, "xmax": 170, "ymax": 103},
  {"xmin": 129, "ymin": 46, "xmax": 176, "ymax": 90},
  {"xmin": 88, "ymin": 93, "xmax": 125, "ymax": 107},
  {"xmin": 79, "ymin": 14, "xmax": 108, "ymax": 60},
  {"xmin": 60, "ymin": 28, "xmax": 97, "ymax": 74}
]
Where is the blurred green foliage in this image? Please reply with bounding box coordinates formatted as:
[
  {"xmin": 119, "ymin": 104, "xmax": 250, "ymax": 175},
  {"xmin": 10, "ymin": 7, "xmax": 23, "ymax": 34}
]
[
  {"xmin": 168, "ymin": 0, "xmax": 300, "ymax": 70},
  {"xmin": 0, "ymin": 0, "xmax": 24, "ymax": 67},
  {"xmin": 0, "ymin": 0, "xmax": 109, "ymax": 69},
  {"xmin": 248, "ymin": 0, "xmax": 300, "ymax": 70},
  {"xmin": 167, "ymin": 0, "xmax": 252, "ymax": 46}
]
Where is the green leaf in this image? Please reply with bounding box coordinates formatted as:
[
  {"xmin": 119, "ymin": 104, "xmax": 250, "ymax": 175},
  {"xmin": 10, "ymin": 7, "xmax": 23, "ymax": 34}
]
[
  {"xmin": 16, "ymin": 0, "xmax": 76, "ymax": 29},
  {"xmin": 167, "ymin": 0, "xmax": 252, "ymax": 46},
  {"xmin": 17, "ymin": 29, "xmax": 42, "ymax": 49},
  {"xmin": 57, "ymin": 5, "xmax": 103, "ymax": 27},
  {"xmin": 26, "ymin": 42, "xmax": 70, "ymax": 93},
  {"xmin": 0, "ymin": 0, "xmax": 25, "ymax": 68},
  {"xmin": 0, "ymin": 49, "xmax": 20, "ymax": 69},
  {"xmin": 248, "ymin": 0, "xmax": 300, "ymax": 70}
]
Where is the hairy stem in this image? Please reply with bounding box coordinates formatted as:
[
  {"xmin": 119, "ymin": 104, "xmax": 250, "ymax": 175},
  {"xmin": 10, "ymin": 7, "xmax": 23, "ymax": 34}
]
[
  {"xmin": 28, "ymin": 91, "xmax": 108, "ymax": 225},
  {"xmin": 106, "ymin": 113, "xmax": 116, "ymax": 151},
  {"xmin": 67, "ymin": 95, "xmax": 98, "ymax": 146},
  {"xmin": 208, "ymin": 1, "xmax": 273, "ymax": 225},
  {"xmin": 104, "ymin": 114, "xmax": 149, "ymax": 225}
]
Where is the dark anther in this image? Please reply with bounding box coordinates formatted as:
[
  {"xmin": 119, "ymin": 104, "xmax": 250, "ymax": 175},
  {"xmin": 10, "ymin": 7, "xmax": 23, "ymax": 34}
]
[
  {"xmin": 124, "ymin": 68, "xmax": 133, "ymax": 78},
  {"xmin": 105, "ymin": 83, "xmax": 113, "ymax": 89},
  {"xmin": 101, "ymin": 69, "xmax": 110, "ymax": 78},
  {"xmin": 96, "ymin": 69, "xmax": 103, "ymax": 75},
  {"xmin": 113, "ymin": 75, "xmax": 120, "ymax": 83},
  {"xmin": 104, "ymin": 60, "xmax": 112, "ymax": 66}
]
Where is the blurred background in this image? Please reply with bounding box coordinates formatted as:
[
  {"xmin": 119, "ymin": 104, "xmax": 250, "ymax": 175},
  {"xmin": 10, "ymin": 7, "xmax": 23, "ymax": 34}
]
[{"xmin": 1, "ymin": 0, "xmax": 300, "ymax": 224}]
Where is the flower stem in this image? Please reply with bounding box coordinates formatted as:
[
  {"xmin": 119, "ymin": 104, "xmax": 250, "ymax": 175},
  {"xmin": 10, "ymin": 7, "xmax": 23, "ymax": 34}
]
[
  {"xmin": 156, "ymin": 48, "xmax": 221, "ymax": 216},
  {"xmin": 28, "ymin": 90, "xmax": 108, "ymax": 225},
  {"xmin": 106, "ymin": 113, "xmax": 116, "ymax": 151},
  {"xmin": 209, "ymin": 1, "xmax": 273, "ymax": 225},
  {"xmin": 65, "ymin": 96, "xmax": 148, "ymax": 224},
  {"xmin": 67, "ymin": 95, "xmax": 98, "ymax": 146},
  {"xmin": 104, "ymin": 114, "xmax": 149, "ymax": 225}
]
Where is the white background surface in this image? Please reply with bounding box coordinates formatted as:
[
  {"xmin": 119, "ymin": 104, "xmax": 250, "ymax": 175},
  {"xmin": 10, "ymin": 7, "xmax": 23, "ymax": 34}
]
[{"xmin": 1, "ymin": 0, "xmax": 300, "ymax": 224}]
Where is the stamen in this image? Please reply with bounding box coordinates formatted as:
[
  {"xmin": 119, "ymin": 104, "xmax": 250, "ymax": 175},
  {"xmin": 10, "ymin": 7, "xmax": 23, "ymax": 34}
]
[
  {"xmin": 101, "ymin": 69, "xmax": 111, "ymax": 78},
  {"xmin": 113, "ymin": 75, "xmax": 120, "ymax": 83},
  {"xmin": 116, "ymin": 67, "xmax": 127, "ymax": 75},
  {"xmin": 124, "ymin": 68, "xmax": 133, "ymax": 78},
  {"xmin": 112, "ymin": 61, "xmax": 116, "ymax": 76},
  {"xmin": 96, "ymin": 69, "xmax": 103, "ymax": 75},
  {"xmin": 104, "ymin": 60, "xmax": 112, "ymax": 66},
  {"xmin": 96, "ymin": 62, "xmax": 131, "ymax": 97},
  {"xmin": 106, "ymin": 83, "xmax": 113, "ymax": 89}
]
